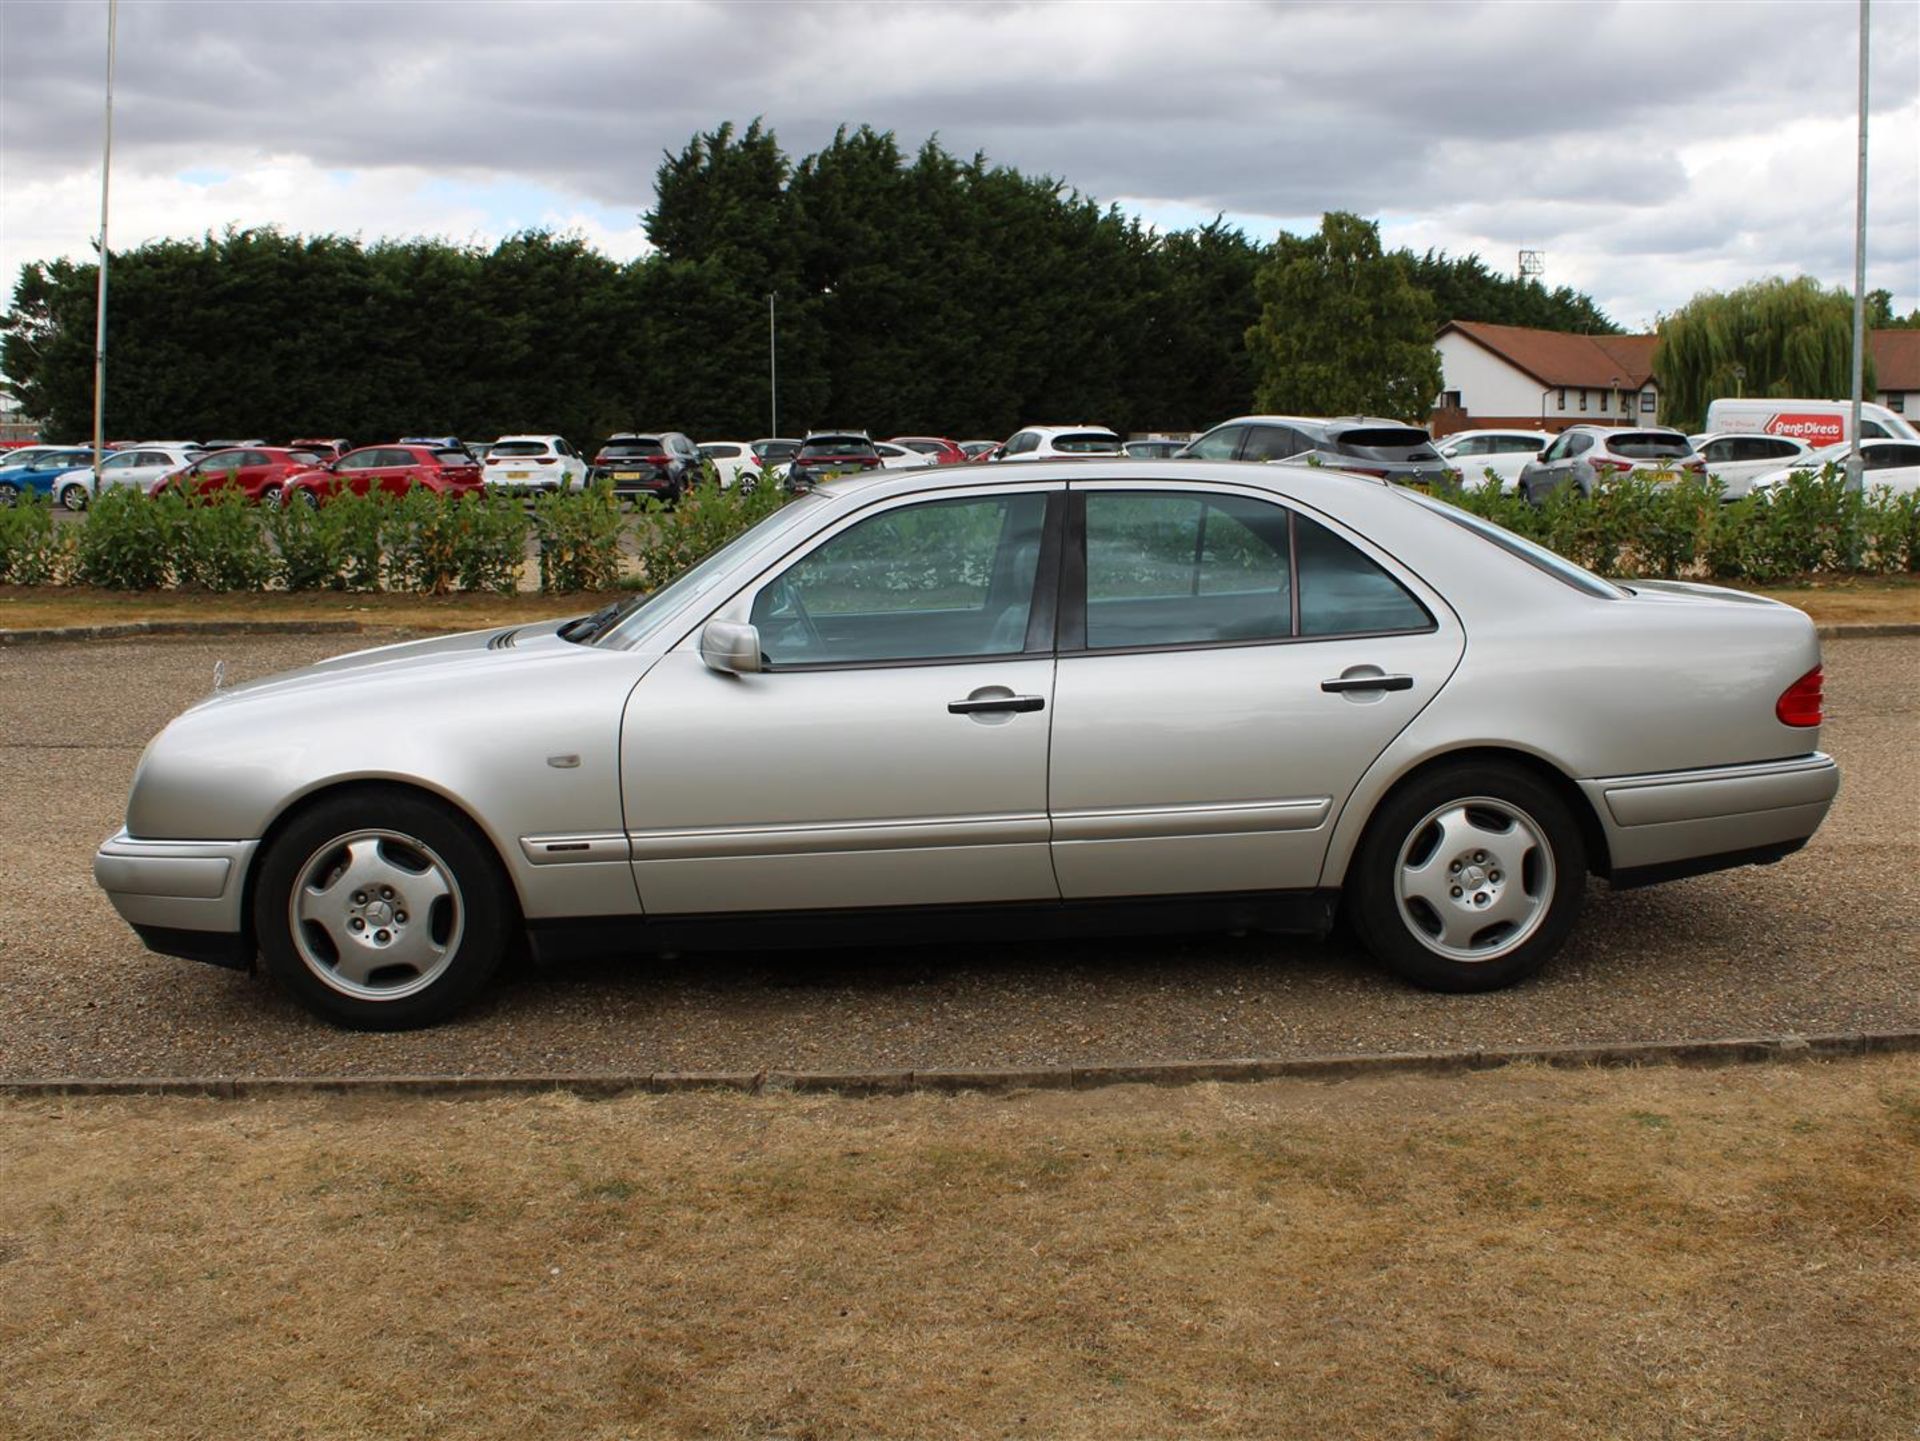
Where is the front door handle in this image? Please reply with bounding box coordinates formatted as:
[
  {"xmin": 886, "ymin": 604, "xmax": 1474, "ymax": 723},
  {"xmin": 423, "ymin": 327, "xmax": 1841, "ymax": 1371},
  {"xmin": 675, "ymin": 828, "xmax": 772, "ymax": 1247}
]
[
  {"xmin": 948, "ymin": 694, "xmax": 1046, "ymax": 714},
  {"xmin": 1321, "ymin": 673, "xmax": 1414, "ymax": 694}
]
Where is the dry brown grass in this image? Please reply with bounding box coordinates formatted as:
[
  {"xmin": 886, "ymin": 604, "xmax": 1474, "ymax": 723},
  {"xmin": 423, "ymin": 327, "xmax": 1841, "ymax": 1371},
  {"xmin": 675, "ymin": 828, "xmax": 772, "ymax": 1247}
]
[
  {"xmin": 5, "ymin": 1058, "xmax": 1918, "ymax": 1440},
  {"xmin": 7, "ymin": 576, "xmax": 1920, "ymax": 635}
]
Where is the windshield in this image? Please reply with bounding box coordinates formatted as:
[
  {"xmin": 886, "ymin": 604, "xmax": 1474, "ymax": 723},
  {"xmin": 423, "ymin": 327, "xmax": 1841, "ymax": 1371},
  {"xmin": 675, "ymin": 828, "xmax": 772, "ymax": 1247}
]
[
  {"xmin": 1404, "ymin": 489, "xmax": 1624, "ymax": 600},
  {"xmin": 590, "ymin": 494, "xmax": 829, "ymax": 649}
]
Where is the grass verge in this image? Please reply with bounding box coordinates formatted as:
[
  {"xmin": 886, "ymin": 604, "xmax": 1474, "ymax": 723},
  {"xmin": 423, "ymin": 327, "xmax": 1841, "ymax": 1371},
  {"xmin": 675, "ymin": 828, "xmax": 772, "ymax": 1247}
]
[{"xmin": 5, "ymin": 1057, "xmax": 1917, "ymax": 1439}]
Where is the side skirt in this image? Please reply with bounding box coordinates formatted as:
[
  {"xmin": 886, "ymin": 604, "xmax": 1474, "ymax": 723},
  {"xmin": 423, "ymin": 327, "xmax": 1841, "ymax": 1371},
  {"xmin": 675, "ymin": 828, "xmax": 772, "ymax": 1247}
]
[{"xmin": 526, "ymin": 889, "xmax": 1340, "ymax": 965}]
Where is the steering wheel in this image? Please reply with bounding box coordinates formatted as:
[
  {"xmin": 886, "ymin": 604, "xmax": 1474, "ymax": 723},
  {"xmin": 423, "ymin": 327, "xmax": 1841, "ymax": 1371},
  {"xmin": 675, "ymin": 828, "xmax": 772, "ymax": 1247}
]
[{"xmin": 764, "ymin": 576, "xmax": 825, "ymax": 655}]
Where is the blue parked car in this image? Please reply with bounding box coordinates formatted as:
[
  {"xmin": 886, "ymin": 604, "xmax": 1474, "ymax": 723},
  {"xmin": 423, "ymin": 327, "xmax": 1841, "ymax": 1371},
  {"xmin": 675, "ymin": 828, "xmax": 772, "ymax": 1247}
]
[{"xmin": 0, "ymin": 448, "xmax": 97, "ymax": 505}]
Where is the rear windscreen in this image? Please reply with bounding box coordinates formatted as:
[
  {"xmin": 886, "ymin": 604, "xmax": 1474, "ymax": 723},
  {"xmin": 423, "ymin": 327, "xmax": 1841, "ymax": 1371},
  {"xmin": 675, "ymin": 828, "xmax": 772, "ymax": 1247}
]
[
  {"xmin": 432, "ymin": 450, "xmax": 471, "ymax": 466},
  {"xmin": 491, "ymin": 441, "xmax": 554, "ymax": 458},
  {"xmin": 1332, "ymin": 428, "xmax": 1438, "ymax": 459},
  {"xmin": 601, "ymin": 440, "xmax": 661, "ymax": 457},
  {"xmin": 800, "ymin": 436, "xmax": 875, "ymax": 456},
  {"xmin": 1610, "ymin": 433, "xmax": 1693, "ymax": 460},
  {"xmin": 1053, "ymin": 433, "xmax": 1122, "ymax": 453}
]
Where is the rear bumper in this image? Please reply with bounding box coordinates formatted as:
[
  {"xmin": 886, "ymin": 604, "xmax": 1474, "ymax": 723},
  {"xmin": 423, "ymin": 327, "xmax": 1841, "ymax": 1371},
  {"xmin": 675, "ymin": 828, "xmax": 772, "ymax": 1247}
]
[
  {"xmin": 94, "ymin": 830, "xmax": 258, "ymax": 966},
  {"xmin": 1584, "ymin": 753, "xmax": 1839, "ymax": 878}
]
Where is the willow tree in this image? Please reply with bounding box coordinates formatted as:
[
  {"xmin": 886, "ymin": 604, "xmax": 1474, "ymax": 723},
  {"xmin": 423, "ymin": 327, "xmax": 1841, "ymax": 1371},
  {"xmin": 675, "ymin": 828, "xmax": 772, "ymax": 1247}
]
[{"xmin": 1654, "ymin": 276, "xmax": 1871, "ymax": 430}]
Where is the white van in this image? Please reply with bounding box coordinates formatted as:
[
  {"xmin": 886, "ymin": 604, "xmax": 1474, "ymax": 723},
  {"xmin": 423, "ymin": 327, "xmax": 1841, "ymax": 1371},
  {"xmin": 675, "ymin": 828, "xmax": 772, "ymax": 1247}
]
[{"xmin": 1703, "ymin": 398, "xmax": 1918, "ymax": 446}]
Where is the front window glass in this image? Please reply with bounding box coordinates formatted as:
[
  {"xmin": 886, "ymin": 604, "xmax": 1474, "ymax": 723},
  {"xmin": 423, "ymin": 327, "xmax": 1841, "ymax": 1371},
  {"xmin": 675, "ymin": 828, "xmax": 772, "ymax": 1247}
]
[
  {"xmin": 1083, "ymin": 492, "xmax": 1290, "ymax": 649},
  {"xmin": 1183, "ymin": 424, "xmax": 1245, "ymax": 461},
  {"xmin": 751, "ymin": 493, "xmax": 1048, "ymax": 666},
  {"xmin": 1241, "ymin": 426, "xmax": 1307, "ymax": 462}
]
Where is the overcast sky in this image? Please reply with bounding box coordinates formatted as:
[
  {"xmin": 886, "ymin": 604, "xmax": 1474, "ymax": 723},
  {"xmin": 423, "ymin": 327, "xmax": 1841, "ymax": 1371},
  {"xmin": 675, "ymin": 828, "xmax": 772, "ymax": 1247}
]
[{"xmin": 3, "ymin": 0, "xmax": 1916, "ymax": 334}]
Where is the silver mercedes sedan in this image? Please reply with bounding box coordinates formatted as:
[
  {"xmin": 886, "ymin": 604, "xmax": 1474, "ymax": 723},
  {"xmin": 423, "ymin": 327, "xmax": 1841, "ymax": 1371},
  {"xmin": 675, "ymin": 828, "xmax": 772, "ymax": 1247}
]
[{"xmin": 96, "ymin": 460, "xmax": 1840, "ymax": 1029}]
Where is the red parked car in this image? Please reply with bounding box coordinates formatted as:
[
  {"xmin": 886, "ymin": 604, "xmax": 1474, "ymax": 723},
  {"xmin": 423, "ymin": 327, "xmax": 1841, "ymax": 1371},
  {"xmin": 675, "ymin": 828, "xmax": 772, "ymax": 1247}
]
[
  {"xmin": 886, "ymin": 436, "xmax": 969, "ymax": 466},
  {"xmin": 289, "ymin": 437, "xmax": 352, "ymax": 462},
  {"xmin": 152, "ymin": 447, "xmax": 327, "ymax": 505},
  {"xmin": 279, "ymin": 444, "xmax": 484, "ymax": 507}
]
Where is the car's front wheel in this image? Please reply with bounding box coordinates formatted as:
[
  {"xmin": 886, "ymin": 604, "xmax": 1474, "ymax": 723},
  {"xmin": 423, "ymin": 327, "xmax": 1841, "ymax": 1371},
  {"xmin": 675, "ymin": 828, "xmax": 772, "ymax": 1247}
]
[
  {"xmin": 59, "ymin": 482, "xmax": 90, "ymax": 511},
  {"xmin": 254, "ymin": 790, "xmax": 514, "ymax": 1029},
  {"xmin": 0, "ymin": 482, "xmax": 19, "ymax": 507},
  {"xmin": 1346, "ymin": 762, "xmax": 1585, "ymax": 992}
]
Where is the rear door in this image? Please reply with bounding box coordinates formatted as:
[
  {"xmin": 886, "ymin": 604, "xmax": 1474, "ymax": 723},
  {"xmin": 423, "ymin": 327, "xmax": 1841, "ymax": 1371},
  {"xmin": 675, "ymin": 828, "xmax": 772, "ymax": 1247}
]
[{"xmin": 1047, "ymin": 482, "xmax": 1463, "ymax": 898}]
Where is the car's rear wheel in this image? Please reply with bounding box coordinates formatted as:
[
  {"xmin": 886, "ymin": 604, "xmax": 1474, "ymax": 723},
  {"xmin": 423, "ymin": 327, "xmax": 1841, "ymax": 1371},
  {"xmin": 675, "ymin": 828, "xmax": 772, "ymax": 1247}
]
[
  {"xmin": 1346, "ymin": 762, "xmax": 1585, "ymax": 992},
  {"xmin": 293, "ymin": 487, "xmax": 319, "ymax": 509},
  {"xmin": 254, "ymin": 790, "xmax": 513, "ymax": 1029},
  {"xmin": 260, "ymin": 482, "xmax": 282, "ymax": 506},
  {"xmin": 59, "ymin": 482, "xmax": 90, "ymax": 511}
]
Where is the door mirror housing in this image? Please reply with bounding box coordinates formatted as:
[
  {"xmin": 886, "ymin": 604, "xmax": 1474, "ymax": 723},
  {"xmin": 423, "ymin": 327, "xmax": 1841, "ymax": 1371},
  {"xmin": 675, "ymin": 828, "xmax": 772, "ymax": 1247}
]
[{"xmin": 700, "ymin": 620, "xmax": 762, "ymax": 676}]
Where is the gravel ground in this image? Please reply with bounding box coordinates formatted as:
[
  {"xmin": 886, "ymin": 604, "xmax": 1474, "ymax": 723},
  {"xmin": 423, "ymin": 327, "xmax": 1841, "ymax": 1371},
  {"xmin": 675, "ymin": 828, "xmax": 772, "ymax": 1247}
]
[{"xmin": 0, "ymin": 631, "xmax": 1914, "ymax": 1079}]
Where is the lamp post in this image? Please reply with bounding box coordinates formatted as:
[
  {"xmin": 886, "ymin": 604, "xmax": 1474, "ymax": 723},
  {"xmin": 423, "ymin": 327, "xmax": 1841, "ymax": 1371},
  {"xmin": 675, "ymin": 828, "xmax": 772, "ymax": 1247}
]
[
  {"xmin": 1732, "ymin": 363, "xmax": 1746, "ymax": 399},
  {"xmin": 1846, "ymin": 0, "xmax": 1869, "ymax": 499},
  {"xmin": 91, "ymin": 0, "xmax": 119, "ymax": 482},
  {"xmin": 767, "ymin": 292, "xmax": 778, "ymax": 439}
]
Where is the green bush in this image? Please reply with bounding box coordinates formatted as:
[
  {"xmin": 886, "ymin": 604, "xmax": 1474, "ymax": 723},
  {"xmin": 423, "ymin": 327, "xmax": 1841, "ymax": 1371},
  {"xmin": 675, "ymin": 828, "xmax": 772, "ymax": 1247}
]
[
  {"xmin": 630, "ymin": 479, "xmax": 788, "ymax": 592},
  {"xmin": 72, "ymin": 485, "xmax": 180, "ymax": 589},
  {"xmin": 0, "ymin": 488, "xmax": 71, "ymax": 585},
  {"xmin": 532, "ymin": 483, "xmax": 626, "ymax": 592},
  {"xmin": 175, "ymin": 488, "xmax": 275, "ymax": 592},
  {"xmin": 328, "ymin": 489, "xmax": 392, "ymax": 591},
  {"xmin": 453, "ymin": 491, "xmax": 530, "ymax": 595},
  {"xmin": 267, "ymin": 494, "xmax": 350, "ymax": 591}
]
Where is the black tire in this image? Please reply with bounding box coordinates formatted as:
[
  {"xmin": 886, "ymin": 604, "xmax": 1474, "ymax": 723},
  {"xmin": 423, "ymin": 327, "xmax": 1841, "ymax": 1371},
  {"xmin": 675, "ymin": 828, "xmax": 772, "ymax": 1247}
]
[
  {"xmin": 253, "ymin": 788, "xmax": 515, "ymax": 1029},
  {"xmin": 59, "ymin": 482, "xmax": 90, "ymax": 511},
  {"xmin": 1344, "ymin": 762, "xmax": 1585, "ymax": 993}
]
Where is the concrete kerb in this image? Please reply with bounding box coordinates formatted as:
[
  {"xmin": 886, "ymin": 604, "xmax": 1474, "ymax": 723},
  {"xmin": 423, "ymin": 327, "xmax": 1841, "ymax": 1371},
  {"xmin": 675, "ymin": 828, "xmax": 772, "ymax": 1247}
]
[
  {"xmin": 2, "ymin": 619, "xmax": 1918, "ymax": 647},
  {"xmin": 6, "ymin": 1030, "xmax": 1917, "ymax": 1102}
]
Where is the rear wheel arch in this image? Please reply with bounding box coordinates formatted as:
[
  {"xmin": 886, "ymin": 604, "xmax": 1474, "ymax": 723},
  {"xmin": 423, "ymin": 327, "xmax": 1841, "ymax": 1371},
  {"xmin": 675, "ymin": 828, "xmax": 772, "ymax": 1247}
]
[{"xmin": 1332, "ymin": 745, "xmax": 1611, "ymax": 888}]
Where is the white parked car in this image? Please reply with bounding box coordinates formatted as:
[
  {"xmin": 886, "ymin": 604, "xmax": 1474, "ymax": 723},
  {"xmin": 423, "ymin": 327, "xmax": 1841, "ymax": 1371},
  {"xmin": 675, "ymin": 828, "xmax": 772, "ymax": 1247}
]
[
  {"xmin": 698, "ymin": 441, "xmax": 757, "ymax": 488},
  {"xmin": 1433, "ymin": 430, "xmax": 1552, "ymax": 492},
  {"xmin": 993, "ymin": 425, "xmax": 1122, "ymax": 461},
  {"xmin": 482, "ymin": 435, "xmax": 588, "ymax": 493},
  {"xmin": 52, "ymin": 445, "xmax": 204, "ymax": 510},
  {"xmin": 874, "ymin": 442, "xmax": 929, "ymax": 470},
  {"xmin": 1688, "ymin": 433, "xmax": 1816, "ymax": 500},
  {"xmin": 1750, "ymin": 439, "xmax": 1920, "ymax": 499}
]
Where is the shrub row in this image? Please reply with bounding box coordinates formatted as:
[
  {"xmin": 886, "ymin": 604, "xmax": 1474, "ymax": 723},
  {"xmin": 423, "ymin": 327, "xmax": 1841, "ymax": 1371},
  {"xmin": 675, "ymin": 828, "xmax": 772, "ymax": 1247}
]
[
  {"xmin": 1447, "ymin": 463, "xmax": 1920, "ymax": 583},
  {"xmin": 0, "ymin": 480, "xmax": 791, "ymax": 594}
]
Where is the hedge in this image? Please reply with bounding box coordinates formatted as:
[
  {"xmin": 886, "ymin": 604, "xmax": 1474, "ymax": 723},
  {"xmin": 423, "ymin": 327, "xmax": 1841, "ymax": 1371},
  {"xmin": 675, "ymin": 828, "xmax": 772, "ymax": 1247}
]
[{"xmin": 2, "ymin": 463, "xmax": 1915, "ymax": 596}]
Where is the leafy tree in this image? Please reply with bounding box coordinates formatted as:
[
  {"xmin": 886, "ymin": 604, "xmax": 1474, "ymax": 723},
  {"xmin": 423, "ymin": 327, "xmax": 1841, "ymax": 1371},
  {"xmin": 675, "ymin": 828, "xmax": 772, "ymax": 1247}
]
[
  {"xmin": 1654, "ymin": 276, "xmax": 1872, "ymax": 431},
  {"xmin": 1402, "ymin": 249, "xmax": 1617, "ymax": 333},
  {"xmin": 1245, "ymin": 212, "xmax": 1441, "ymax": 419},
  {"xmin": 1868, "ymin": 289, "xmax": 1920, "ymax": 330}
]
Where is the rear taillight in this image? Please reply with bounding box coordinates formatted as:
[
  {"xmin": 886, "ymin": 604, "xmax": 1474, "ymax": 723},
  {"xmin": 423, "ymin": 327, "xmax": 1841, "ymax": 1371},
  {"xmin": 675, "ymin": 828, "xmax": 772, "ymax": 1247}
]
[
  {"xmin": 486, "ymin": 456, "xmax": 503, "ymax": 465},
  {"xmin": 1342, "ymin": 465, "xmax": 1388, "ymax": 479},
  {"xmin": 644, "ymin": 454, "xmax": 669, "ymax": 466},
  {"xmin": 1776, "ymin": 666, "xmax": 1823, "ymax": 727},
  {"xmin": 1682, "ymin": 458, "xmax": 1705, "ymax": 473},
  {"xmin": 1592, "ymin": 458, "xmax": 1633, "ymax": 475}
]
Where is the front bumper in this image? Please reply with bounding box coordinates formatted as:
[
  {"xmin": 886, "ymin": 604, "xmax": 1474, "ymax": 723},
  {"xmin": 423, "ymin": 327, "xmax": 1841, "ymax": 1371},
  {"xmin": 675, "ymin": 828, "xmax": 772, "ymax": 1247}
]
[
  {"xmin": 1584, "ymin": 753, "xmax": 1840, "ymax": 880},
  {"xmin": 94, "ymin": 830, "xmax": 259, "ymax": 965}
]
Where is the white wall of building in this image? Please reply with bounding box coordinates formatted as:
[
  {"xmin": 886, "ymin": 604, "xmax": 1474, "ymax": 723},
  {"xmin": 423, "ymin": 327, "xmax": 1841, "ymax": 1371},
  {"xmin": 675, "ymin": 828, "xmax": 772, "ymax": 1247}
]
[{"xmin": 1435, "ymin": 333, "xmax": 1549, "ymax": 420}]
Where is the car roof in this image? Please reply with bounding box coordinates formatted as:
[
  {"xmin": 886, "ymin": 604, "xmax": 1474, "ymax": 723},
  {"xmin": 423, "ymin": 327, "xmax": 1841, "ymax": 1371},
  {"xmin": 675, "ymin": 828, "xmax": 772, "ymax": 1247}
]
[
  {"xmin": 803, "ymin": 456, "xmax": 1396, "ymax": 506},
  {"xmin": 1014, "ymin": 424, "xmax": 1117, "ymax": 436},
  {"xmin": 495, "ymin": 433, "xmax": 564, "ymax": 443}
]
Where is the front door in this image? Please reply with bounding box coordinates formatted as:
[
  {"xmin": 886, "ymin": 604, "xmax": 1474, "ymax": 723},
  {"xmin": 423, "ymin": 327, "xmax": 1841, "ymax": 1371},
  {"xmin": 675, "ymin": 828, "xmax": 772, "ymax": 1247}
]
[
  {"xmin": 620, "ymin": 484, "xmax": 1065, "ymax": 914},
  {"xmin": 1048, "ymin": 484, "xmax": 1464, "ymax": 899}
]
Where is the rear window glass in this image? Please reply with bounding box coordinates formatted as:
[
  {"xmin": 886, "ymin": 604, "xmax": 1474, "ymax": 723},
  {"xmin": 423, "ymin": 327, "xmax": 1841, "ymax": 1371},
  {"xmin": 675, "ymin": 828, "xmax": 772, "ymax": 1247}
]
[
  {"xmin": 491, "ymin": 441, "xmax": 553, "ymax": 458},
  {"xmin": 1332, "ymin": 428, "xmax": 1438, "ymax": 458},
  {"xmin": 1610, "ymin": 432, "xmax": 1692, "ymax": 460},
  {"xmin": 601, "ymin": 441, "xmax": 661, "ymax": 457},
  {"xmin": 800, "ymin": 436, "xmax": 875, "ymax": 456},
  {"xmin": 432, "ymin": 450, "xmax": 470, "ymax": 466},
  {"xmin": 1410, "ymin": 492, "xmax": 1624, "ymax": 599},
  {"xmin": 1053, "ymin": 433, "xmax": 1122, "ymax": 454},
  {"xmin": 701, "ymin": 444, "xmax": 742, "ymax": 458}
]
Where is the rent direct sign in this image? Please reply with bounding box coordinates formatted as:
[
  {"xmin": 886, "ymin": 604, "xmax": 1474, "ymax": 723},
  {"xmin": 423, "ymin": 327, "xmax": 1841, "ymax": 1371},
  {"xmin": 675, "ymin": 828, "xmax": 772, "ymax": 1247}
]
[{"xmin": 1764, "ymin": 413, "xmax": 1846, "ymax": 445}]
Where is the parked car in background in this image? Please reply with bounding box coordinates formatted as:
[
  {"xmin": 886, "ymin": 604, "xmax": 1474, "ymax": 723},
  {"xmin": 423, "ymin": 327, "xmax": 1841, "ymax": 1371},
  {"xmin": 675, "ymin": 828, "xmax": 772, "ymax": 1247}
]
[
  {"xmin": 202, "ymin": 438, "xmax": 269, "ymax": 452},
  {"xmin": 1181, "ymin": 416, "xmax": 1452, "ymax": 486},
  {"xmin": 589, "ymin": 432, "xmax": 701, "ymax": 503},
  {"xmin": 399, "ymin": 435, "xmax": 480, "ymax": 459},
  {"xmin": 1688, "ymin": 432, "xmax": 1815, "ymax": 500},
  {"xmin": 483, "ymin": 434, "xmax": 588, "ymax": 494},
  {"xmin": 786, "ymin": 432, "xmax": 885, "ymax": 490},
  {"xmin": 1704, "ymin": 397, "xmax": 1918, "ymax": 448},
  {"xmin": 281, "ymin": 444, "xmax": 482, "ymax": 507},
  {"xmin": 290, "ymin": 437, "xmax": 353, "ymax": 463},
  {"xmin": 958, "ymin": 440, "xmax": 1001, "ymax": 461},
  {"xmin": 153, "ymin": 447, "xmax": 328, "ymax": 505},
  {"xmin": 1750, "ymin": 438, "xmax": 1920, "ymax": 499},
  {"xmin": 888, "ymin": 436, "xmax": 969, "ymax": 466},
  {"xmin": 128, "ymin": 440, "xmax": 208, "ymax": 456},
  {"xmin": 96, "ymin": 456, "xmax": 1839, "ymax": 1027},
  {"xmin": 994, "ymin": 425, "xmax": 1122, "ymax": 461},
  {"xmin": 1516, "ymin": 426, "xmax": 1703, "ymax": 503},
  {"xmin": 1122, "ymin": 438, "xmax": 1187, "ymax": 460},
  {"xmin": 1433, "ymin": 429, "xmax": 1552, "ymax": 492},
  {"xmin": 0, "ymin": 448, "xmax": 96, "ymax": 505},
  {"xmin": 52, "ymin": 444, "xmax": 203, "ymax": 510},
  {"xmin": 698, "ymin": 441, "xmax": 757, "ymax": 488},
  {"xmin": 874, "ymin": 442, "xmax": 930, "ymax": 470}
]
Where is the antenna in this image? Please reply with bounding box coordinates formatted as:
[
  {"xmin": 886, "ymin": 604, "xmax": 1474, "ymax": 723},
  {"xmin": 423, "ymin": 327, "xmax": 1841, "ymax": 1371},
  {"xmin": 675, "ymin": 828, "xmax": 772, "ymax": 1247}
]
[{"xmin": 1518, "ymin": 250, "xmax": 1544, "ymax": 282}]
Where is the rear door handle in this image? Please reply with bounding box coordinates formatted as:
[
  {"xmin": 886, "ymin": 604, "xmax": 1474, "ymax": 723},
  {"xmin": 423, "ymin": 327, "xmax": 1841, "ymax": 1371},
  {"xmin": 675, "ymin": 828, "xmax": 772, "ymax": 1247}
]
[
  {"xmin": 948, "ymin": 694, "xmax": 1046, "ymax": 714},
  {"xmin": 1321, "ymin": 673, "xmax": 1414, "ymax": 693}
]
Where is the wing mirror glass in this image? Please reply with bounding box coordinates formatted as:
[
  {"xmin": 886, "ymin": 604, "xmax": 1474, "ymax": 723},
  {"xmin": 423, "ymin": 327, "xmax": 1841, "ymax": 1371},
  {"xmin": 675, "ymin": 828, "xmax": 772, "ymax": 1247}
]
[{"xmin": 700, "ymin": 620, "xmax": 762, "ymax": 676}]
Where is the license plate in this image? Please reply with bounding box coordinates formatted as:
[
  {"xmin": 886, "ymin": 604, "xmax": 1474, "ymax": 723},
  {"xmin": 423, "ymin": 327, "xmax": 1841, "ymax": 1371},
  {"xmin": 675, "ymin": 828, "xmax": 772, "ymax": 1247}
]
[
  {"xmin": 820, "ymin": 466, "xmax": 855, "ymax": 479},
  {"xmin": 507, "ymin": 470, "xmax": 531, "ymax": 480},
  {"xmin": 614, "ymin": 471, "xmax": 641, "ymax": 480}
]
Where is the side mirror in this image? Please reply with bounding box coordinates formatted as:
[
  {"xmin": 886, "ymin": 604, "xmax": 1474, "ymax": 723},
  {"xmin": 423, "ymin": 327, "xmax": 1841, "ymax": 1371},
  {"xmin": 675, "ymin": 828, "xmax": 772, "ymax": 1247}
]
[{"xmin": 700, "ymin": 620, "xmax": 762, "ymax": 676}]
